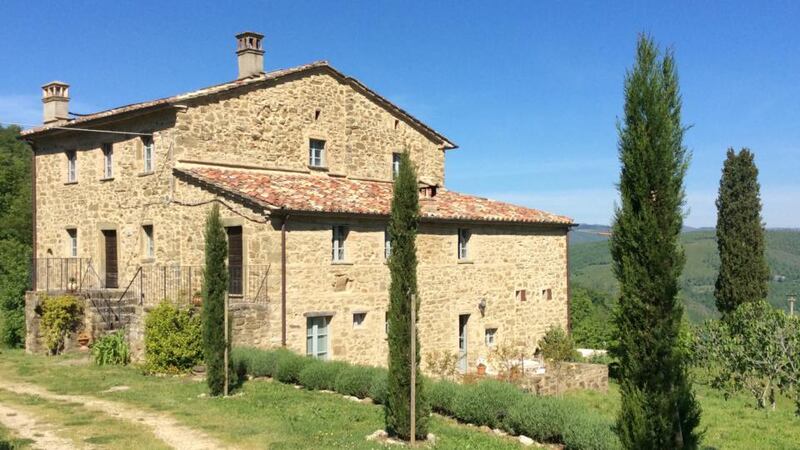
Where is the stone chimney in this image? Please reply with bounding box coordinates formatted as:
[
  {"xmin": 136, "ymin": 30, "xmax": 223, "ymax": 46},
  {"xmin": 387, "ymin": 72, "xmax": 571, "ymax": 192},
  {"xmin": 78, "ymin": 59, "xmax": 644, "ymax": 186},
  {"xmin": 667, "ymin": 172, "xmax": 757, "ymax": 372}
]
[
  {"xmin": 236, "ymin": 32, "xmax": 264, "ymax": 79},
  {"xmin": 42, "ymin": 81, "xmax": 70, "ymax": 124}
]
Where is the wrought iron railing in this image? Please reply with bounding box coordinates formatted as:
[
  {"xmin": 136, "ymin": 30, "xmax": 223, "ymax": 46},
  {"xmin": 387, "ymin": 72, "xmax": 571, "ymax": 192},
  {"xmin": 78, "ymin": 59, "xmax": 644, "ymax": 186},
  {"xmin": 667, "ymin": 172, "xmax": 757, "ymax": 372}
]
[
  {"xmin": 123, "ymin": 264, "xmax": 271, "ymax": 306},
  {"xmin": 30, "ymin": 257, "xmax": 96, "ymax": 292}
]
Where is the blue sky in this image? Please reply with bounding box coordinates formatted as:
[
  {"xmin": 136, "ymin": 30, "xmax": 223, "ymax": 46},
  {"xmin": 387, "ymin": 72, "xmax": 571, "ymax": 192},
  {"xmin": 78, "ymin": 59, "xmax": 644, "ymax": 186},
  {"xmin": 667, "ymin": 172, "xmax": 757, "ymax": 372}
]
[{"xmin": 1, "ymin": 1, "xmax": 798, "ymax": 227}]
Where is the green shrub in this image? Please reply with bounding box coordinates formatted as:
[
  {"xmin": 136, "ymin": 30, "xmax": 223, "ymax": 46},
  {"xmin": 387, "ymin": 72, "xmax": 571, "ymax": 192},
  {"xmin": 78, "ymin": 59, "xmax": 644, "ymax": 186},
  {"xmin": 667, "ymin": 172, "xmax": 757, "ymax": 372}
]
[
  {"xmin": 428, "ymin": 380, "xmax": 460, "ymax": 415},
  {"xmin": 561, "ymin": 411, "xmax": 621, "ymax": 450},
  {"xmin": 505, "ymin": 395, "xmax": 568, "ymax": 442},
  {"xmin": 299, "ymin": 359, "xmax": 348, "ymax": 391},
  {"xmin": 144, "ymin": 301, "xmax": 202, "ymax": 373},
  {"xmin": 452, "ymin": 380, "xmax": 523, "ymax": 429},
  {"xmin": 334, "ymin": 365, "xmax": 378, "ymax": 398},
  {"xmin": 231, "ymin": 347, "xmax": 283, "ymax": 378},
  {"xmin": 39, "ymin": 294, "xmax": 83, "ymax": 355},
  {"xmin": 274, "ymin": 349, "xmax": 312, "ymax": 384},
  {"xmin": 538, "ymin": 326, "xmax": 579, "ymax": 363},
  {"xmin": 368, "ymin": 369, "xmax": 388, "ymax": 404},
  {"xmin": 91, "ymin": 330, "xmax": 130, "ymax": 365}
]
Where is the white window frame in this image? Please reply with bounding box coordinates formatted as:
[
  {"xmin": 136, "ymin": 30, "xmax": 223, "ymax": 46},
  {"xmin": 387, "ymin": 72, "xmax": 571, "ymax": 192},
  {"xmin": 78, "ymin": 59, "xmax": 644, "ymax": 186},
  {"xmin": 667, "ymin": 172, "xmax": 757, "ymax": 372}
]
[
  {"xmin": 143, "ymin": 225, "xmax": 154, "ymax": 259},
  {"xmin": 66, "ymin": 151, "xmax": 77, "ymax": 182},
  {"xmin": 143, "ymin": 137, "xmax": 154, "ymax": 173},
  {"xmin": 485, "ymin": 328, "xmax": 497, "ymax": 347},
  {"xmin": 392, "ymin": 152, "xmax": 401, "ymax": 179},
  {"xmin": 67, "ymin": 228, "xmax": 77, "ymax": 257},
  {"xmin": 458, "ymin": 228, "xmax": 470, "ymax": 260},
  {"xmin": 332, "ymin": 225, "xmax": 347, "ymax": 262},
  {"xmin": 309, "ymin": 139, "xmax": 325, "ymax": 167},
  {"xmin": 102, "ymin": 143, "xmax": 113, "ymax": 178},
  {"xmin": 306, "ymin": 316, "xmax": 330, "ymax": 359}
]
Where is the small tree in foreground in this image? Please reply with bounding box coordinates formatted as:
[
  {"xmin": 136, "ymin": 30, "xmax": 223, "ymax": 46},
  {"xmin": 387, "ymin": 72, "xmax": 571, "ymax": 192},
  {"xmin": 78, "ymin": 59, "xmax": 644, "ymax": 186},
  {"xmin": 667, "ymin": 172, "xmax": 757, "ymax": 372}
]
[
  {"xmin": 202, "ymin": 203, "xmax": 230, "ymax": 396},
  {"xmin": 610, "ymin": 35, "xmax": 702, "ymax": 448},
  {"xmin": 714, "ymin": 148, "xmax": 769, "ymax": 317},
  {"xmin": 384, "ymin": 152, "xmax": 430, "ymax": 440},
  {"xmin": 694, "ymin": 300, "xmax": 800, "ymax": 415}
]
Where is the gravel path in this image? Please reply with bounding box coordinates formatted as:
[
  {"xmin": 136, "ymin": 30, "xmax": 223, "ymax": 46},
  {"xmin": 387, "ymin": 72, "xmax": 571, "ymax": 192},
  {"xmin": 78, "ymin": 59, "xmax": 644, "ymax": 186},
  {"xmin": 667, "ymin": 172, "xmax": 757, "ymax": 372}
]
[
  {"xmin": 0, "ymin": 381, "xmax": 225, "ymax": 450},
  {"xmin": 0, "ymin": 402, "xmax": 74, "ymax": 450}
]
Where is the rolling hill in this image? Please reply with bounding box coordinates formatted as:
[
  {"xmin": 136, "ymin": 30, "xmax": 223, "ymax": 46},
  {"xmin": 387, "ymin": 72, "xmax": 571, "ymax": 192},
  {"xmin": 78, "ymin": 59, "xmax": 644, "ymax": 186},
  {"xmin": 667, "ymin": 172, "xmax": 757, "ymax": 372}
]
[{"xmin": 569, "ymin": 227, "xmax": 800, "ymax": 323}]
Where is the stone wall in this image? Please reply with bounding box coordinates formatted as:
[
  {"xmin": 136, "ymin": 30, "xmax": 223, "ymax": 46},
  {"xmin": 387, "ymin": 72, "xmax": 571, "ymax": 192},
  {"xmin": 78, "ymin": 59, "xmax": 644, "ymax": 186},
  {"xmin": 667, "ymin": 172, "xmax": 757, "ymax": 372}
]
[{"xmin": 522, "ymin": 363, "xmax": 609, "ymax": 395}]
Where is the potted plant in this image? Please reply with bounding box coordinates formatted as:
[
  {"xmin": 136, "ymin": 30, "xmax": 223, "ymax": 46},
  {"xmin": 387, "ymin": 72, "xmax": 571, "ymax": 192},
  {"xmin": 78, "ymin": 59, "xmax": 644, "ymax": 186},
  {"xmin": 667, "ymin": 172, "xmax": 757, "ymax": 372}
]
[
  {"xmin": 77, "ymin": 330, "xmax": 91, "ymax": 351},
  {"xmin": 191, "ymin": 291, "xmax": 203, "ymax": 307},
  {"xmin": 67, "ymin": 277, "xmax": 78, "ymax": 292}
]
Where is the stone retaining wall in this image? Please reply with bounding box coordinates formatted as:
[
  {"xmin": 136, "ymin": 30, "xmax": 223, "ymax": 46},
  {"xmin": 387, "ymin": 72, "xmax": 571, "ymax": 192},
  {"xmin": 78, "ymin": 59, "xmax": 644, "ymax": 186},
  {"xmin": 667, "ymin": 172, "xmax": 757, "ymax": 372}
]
[{"xmin": 522, "ymin": 362, "xmax": 608, "ymax": 395}]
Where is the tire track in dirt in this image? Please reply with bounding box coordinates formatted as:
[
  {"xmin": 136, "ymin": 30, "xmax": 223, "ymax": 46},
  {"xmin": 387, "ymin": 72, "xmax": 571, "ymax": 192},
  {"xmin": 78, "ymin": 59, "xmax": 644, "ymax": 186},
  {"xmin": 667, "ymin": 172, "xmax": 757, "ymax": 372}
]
[
  {"xmin": 0, "ymin": 381, "xmax": 225, "ymax": 450},
  {"xmin": 0, "ymin": 402, "xmax": 74, "ymax": 450}
]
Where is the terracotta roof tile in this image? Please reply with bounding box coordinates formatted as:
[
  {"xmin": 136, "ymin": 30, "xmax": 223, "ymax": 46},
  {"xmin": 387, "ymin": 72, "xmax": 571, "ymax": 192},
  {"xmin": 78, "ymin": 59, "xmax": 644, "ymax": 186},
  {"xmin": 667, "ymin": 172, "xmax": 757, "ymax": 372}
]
[{"xmin": 176, "ymin": 167, "xmax": 572, "ymax": 226}]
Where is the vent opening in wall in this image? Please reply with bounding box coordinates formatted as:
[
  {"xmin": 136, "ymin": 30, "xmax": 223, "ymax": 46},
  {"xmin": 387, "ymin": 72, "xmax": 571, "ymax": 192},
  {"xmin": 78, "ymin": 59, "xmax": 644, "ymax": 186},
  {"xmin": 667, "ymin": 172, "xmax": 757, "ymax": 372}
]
[
  {"xmin": 314, "ymin": 109, "xmax": 321, "ymax": 121},
  {"xmin": 353, "ymin": 312, "xmax": 366, "ymax": 328},
  {"xmin": 515, "ymin": 289, "xmax": 527, "ymax": 302},
  {"xmin": 394, "ymin": 119, "xmax": 399, "ymax": 129},
  {"xmin": 542, "ymin": 288, "xmax": 552, "ymax": 300}
]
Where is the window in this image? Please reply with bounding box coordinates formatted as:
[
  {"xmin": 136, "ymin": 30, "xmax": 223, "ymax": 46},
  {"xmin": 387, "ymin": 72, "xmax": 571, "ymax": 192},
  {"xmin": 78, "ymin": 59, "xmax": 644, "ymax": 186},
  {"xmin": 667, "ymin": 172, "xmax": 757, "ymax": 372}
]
[
  {"xmin": 142, "ymin": 137, "xmax": 154, "ymax": 173},
  {"xmin": 66, "ymin": 228, "xmax": 77, "ymax": 257},
  {"xmin": 485, "ymin": 328, "xmax": 497, "ymax": 347},
  {"xmin": 309, "ymin": 139, "xmax": 325, "ymax": 167},
  {"xmin": 542, "ymin": 288, "xmax": 553, "ymax": 301},
  {"xmin": 384, "ymin": 228, "xmax": 392, "ymax": 259},
  {"xmin": 385, "ymin": 311, "xmax": 389, "ymax": 334},
  {"xmin": 306, "ymin": 316, "xmax": 330, "ymax": 359},
  {"xmin": 457, "ymin": 228, "xmax": 471, "ymax": 260},
  {"xmin": 102, "ymin": 143, "xmax": 113, "ymax": 178},
  {"xmin": 353, "ymin": 312, "xmax": 366, "ymax": 328},
  {"xmin": 142, "ymin": 225, "xmax": 154, "ymax": 259},
  {"xmin": 392, "ymin": 152, "xmax": 401, "ymax": 179},
  {"xmin": 516, "ymin": 289, "xmax": 527, "ymax": 302},
  {"xmin": 332, "ymin": 225, "xmax": 347, "ymax": 262},
  {"xmin": 66, "ymin": 151, "xmax": 77, "ymax": 182}
]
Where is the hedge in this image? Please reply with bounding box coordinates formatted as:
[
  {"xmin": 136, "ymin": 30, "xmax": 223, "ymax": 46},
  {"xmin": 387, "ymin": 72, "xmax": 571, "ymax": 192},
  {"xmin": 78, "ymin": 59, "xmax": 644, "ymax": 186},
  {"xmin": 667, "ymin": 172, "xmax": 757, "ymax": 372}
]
[{"xmin": 231, "ymin": 347, "xmax": 620, "ymax": 449}]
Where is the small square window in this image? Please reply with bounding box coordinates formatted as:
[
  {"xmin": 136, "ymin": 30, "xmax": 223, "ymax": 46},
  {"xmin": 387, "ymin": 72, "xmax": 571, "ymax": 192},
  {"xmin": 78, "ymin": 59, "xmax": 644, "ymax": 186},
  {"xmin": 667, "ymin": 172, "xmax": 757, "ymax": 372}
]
[
  {"xmin": 332, "ymin": 225, "xmax": 347, "ymax": 262},
  {"xmin": 516, "ymin": 289, "xmax": 527, "ymax": 302},
  {"xmin": 66, "ymin": 151, "xmax": 77, "ymax": 182},
  {"xmin": 102, "ymin": 143, "xmax": 113, "ymax": 178},
  {"xmin": 542, "ymin": 288, "xmax": 552, "ymax": 300},
  {"xmin": 353, "ymin": 312, "xmax": 366, "ymax": 328},
  {"xmin": 485, "ymin": 328, "xmax": 497, "ymax": 346},
  {"xmin": 458, "ymin": 228, "xmax": 470, "ymax": 260},
  {"xmin": 309, "ymin": 139, "xmax": 326, "ymax": 167}
]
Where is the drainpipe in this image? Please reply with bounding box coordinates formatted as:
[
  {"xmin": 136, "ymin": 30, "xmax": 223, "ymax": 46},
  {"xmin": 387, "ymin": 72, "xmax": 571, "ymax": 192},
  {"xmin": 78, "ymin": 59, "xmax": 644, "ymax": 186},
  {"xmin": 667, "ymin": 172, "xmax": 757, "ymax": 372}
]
[{"xmin": 281, "ymin": 214, "xmax": 289, "ymax": 347}]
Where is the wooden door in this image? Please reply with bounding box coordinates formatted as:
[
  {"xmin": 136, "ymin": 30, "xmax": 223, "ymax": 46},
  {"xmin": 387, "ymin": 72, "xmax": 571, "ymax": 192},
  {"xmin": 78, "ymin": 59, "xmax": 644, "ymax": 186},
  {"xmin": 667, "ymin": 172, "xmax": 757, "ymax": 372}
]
[
  {"xmin": 103, "ymin": 230, "xmax": 118, "ymax": 288},
  {"xmin": 226, "ymin": 226, "xmax": 243, "ymax": 295}
]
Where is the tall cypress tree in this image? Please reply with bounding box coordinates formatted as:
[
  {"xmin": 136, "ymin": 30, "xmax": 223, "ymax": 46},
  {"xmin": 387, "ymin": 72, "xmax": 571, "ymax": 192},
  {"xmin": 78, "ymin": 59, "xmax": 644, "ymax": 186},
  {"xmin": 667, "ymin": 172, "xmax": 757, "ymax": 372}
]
[
  {"xmin": 611, "ymin": 35, "xmax": 701, "ymax": 449},
  {"xmin": 714, "ymin": 148, "xmax": 768, "ymax": 316},
  {"xmin": 385, "ymin": 152, "xmax": 429, "ymax": 440},
  {"xmin": 202, "ymin": 203, "xmax": 230, "ymax": 396}
]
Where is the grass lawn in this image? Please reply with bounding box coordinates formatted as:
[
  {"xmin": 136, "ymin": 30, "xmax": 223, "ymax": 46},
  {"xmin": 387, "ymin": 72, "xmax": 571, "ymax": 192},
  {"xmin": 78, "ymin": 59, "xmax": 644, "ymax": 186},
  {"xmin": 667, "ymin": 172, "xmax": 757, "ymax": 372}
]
[
  {"xmin": 0, "ymin": 349, "xmax": 519, "ymax": 449},
  {"xmin": 566, "ymin": 381, "xmax": 800, "ymax": 450}
]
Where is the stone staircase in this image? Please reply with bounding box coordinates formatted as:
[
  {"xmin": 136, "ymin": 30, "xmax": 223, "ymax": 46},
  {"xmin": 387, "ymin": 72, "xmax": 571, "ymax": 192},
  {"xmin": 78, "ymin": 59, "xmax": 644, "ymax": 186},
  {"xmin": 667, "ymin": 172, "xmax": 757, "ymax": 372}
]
[{"xmin": 81, "ymin": 290, "xmax": 142, "ymax": 338}]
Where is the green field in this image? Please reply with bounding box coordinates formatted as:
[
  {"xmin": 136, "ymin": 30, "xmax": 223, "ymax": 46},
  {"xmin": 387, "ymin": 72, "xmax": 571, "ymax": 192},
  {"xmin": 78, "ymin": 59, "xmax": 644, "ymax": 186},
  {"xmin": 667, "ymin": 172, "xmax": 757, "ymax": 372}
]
[{"xmin": 570, "ymin": 229, "xmax": 800, "ymax": 322}]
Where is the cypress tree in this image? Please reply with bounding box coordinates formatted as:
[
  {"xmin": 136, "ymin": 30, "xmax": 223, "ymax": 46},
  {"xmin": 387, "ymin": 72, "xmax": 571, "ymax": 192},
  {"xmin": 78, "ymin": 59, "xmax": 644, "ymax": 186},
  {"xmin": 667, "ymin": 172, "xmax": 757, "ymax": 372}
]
[
  {"xmin": 384, "ymin": 152, "xmax": 430, "ymax": 440},
  {"xmin": 610, "ymin": 35, "xmax": 702, "ymax": 449},
  {"xmin": 202, "ymin": 203, "xmax": 230, "ymax": 396},
  {"xmin": 714, "ymin": 148, "xmax": 768, "ymax": 316}
]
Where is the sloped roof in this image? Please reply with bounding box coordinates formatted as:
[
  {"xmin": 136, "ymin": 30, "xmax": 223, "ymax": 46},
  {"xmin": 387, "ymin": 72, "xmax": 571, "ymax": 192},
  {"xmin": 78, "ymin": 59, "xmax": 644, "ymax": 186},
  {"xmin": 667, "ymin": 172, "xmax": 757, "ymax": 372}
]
[
  {"xmin": 174, "ymin": 167, "xmax": 573, "ymax": 226},
  {"xmin": 21, "ymin": 61, "xmax": 456, "ymax": 148}
]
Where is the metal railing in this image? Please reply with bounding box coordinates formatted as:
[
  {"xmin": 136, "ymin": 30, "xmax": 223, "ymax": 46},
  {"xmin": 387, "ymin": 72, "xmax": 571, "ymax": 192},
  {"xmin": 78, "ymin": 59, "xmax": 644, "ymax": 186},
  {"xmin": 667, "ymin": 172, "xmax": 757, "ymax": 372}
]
[
  {"xmin": 31, "ymin": 257, "xmax": 96, "ymax": 292},
  {"xmin": 124, "ymin": 264, "xmax": 271, "ymax": 306}
]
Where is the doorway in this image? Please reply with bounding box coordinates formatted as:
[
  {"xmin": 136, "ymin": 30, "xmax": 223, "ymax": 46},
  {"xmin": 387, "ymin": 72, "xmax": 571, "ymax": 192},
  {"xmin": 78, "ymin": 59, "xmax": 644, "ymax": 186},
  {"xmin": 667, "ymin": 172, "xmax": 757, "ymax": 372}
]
[
  {"xmin": 458, "ymin": 314, "xmax": 469, "ymax": 373},
  {"xmin": 226, "ymin": 226, "xmax": 243, "ymax": 295},
  {"xmin": 102, "ymin": 229, "xmax": 118, "ymax": 288}
]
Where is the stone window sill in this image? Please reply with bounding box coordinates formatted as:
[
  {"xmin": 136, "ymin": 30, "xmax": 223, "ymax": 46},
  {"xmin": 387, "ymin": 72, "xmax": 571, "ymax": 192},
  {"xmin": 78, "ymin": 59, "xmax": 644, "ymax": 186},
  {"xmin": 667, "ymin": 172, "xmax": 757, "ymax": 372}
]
[
  {"xmin": 138, "ymin": 171, "xmax": 155, "ymax": 177},
  {"xmin": 64, "ymin": 181, "xmax": 78, "ymax": 185},
  {"xmin": 457, "ymin": 259, "xmax": 474, "ymax": 264},
  {"xmin": 332, "ymin": 261, "xmax": 353, "ymax": 266},
  {"xmin": 99, "ymin": 177, "xmax": 114, "ymax": 182},
  {"xmin": 308, "ymin": 164, "xmax": 329, "ymax": 172},
  {"xmin": 140, "ymin": 257, "xmax": 155, "ymax": 264}
]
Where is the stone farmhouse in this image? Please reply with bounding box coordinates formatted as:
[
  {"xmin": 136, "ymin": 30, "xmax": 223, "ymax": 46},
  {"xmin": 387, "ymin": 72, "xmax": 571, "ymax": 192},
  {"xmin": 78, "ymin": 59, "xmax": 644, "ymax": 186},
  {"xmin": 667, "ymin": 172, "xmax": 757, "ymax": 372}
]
[{"xmin": 22, "ymin": 32, "xmax": 573, "ymax": 372}]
